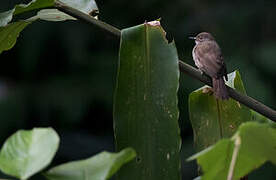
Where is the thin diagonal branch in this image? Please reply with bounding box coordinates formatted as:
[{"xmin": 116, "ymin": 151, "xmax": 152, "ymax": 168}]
[
  {"xmin": 54, "ymin": 1, "xmax": 276, "ymax": 121},
  {"xmin": 178, "ymin": 62, "xmax": 276, "ymax": 121}
]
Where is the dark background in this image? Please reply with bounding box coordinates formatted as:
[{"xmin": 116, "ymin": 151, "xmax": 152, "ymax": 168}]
[{"xmin": 0, "ymin": 0, "xmax": 275, "ymax": 179}]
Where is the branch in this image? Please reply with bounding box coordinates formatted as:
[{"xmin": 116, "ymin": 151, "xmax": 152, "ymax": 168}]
[{"xmin": 55, "ymin": 1, "xmax": 276, "ymax": 121}]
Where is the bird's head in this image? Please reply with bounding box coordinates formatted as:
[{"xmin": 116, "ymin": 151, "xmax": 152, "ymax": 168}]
[{"xmin": 189, "ymin": 32, "xmax": 215, "ymax": 44}]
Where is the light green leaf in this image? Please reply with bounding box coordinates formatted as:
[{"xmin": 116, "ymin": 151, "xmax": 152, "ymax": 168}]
[
  {"xmin": 32, "ymin": 0, "xmax": 99, "ymax": 22},
  {"xmin": 0, "ymin": 128, "xmax": 60, "ymax": 180},
  {"xmin": 0, "ymin": 9, "xmax": 15, "ymax": 27},
  {"xmin": 114, "ymin": 21, "xmax": 181, "ymax": 180},
  {"xmin": 44, "ymin": 148, "xmax": 136, "ymax": 180},
  {"xmin": 189, "ymin": 70, "xmax": 251, "ymax": 151},
  {"xmin": 188, "ymin": 122, "xmax": 276, "ymax": 180},
  {"xmin": 31, "ymin": 9, "xmax": 76, "ymax": 22},
  {"xmin": 0, "ymin": 21, "xmax": 32, "ymax": 54}
]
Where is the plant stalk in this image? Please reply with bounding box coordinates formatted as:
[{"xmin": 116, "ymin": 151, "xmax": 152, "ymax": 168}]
[{"xmin": 227, "ymin": 136, "xmax": 241, "ymax": 180}]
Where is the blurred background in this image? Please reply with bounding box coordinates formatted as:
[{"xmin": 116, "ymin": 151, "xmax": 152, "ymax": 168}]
[{"xmin": 0, "ymin": 0, "xmax": 275, "ymax": 179}]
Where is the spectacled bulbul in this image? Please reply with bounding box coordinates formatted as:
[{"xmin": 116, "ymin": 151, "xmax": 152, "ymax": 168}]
[{"xmin": 190, "ymin": 32, "xmax": 229, "ymax": 100}]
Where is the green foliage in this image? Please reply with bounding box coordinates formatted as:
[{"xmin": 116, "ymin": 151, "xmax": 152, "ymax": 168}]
[
  {"xmin": 0, "ymin": 128, "xmax": 136, "ymax": 180},
  {"xmin": 0, "ymin": 128, "xmax": 60, "ymax": 180},
  {"xmin": 188, "ymin": 122, "xmax": 276, "ymax": 180},
  {"xmin": 0, "ymin": 0, "xmax": 55, "ymax": 26},
  {"xmin": 114, "ymin": 21, "xmax": 181, "ymax": 180},
  {"xmin": 189, "ymin": 71, "xmax": 251, "ymax": 151},
  {"xmin": 0, "ymin": 0, "xmax": 98, "ymax": 26},
  {"xmin": 44, "ymin": 148, "xmax": 136, "ymax": 180},
  {"xmin": 0, "ymin": 0, "xmax": 99, "ymax": 55},
  {"xmin": 0, "ymin": 0, "xmax": 52, "ymax": 54}
]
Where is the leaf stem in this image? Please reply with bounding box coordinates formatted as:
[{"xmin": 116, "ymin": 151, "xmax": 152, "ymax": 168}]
[
  {"xmin": 216, "ymin": 99, "xmax": 223, "ymax": 138},
  {"xmin": 227, "ymin": 136, "xmax": 241, "ymax": 180},
  {"xmin": 54, "ymin": 1, "xmax": 276, "ymax": 121}
]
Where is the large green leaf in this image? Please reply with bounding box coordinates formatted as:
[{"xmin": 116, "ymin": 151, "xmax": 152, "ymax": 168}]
[
  {"xmin": 0, "ymin": 128, "xmax": 60, "ymax": 180},
  {"xmin": 189, "ymin": 70, "xmax": 251, "ymax": 151},
  {"xmin": 44, "ymin": 148, "xmax": 136, "ymax": 180},
  {"xmin": 114, "ymin": 21, "xmax": 181, "ymax": 180},
  {"xmin": 188, "ymin": 122, "xmax": 276, "ymax": 180}
]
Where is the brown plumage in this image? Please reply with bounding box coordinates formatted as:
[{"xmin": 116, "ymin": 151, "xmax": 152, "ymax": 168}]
[{"xmin": 191, "ymin": 32, "xmax": 229, "ymax": 100}]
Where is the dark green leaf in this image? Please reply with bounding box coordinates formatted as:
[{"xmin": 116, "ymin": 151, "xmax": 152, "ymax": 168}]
[
  {"xmin": 0, "ymin": 128, "xmax": 59, "ymax": 180},
  {"xmin": 189, "ymin": 70, "xmax": 251, "ymax": 151},
  {"xmin": 14, "ymin": 0, "xmax": 55, "ymax": 16},
  {"xmin": 114, "ymin": 21, "xmax": 181, "ymax": 180},
  {"xmin": 188, "ymin": 122, "xmax": 276, "ymax": 180},
  {"xmin": 44, "ymin": 148, "xmax": 136, "ymax": 180}
]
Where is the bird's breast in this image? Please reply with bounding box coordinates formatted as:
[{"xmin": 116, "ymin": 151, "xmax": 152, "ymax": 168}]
[{"xmin": 192, "ymin": 45, "xmax": 203, "ymax": 69}]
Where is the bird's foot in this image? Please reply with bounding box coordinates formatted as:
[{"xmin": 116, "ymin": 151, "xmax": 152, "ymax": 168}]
[{"xmin": 199, "ymin": 70, "xmax": 204, "ymax": 75}]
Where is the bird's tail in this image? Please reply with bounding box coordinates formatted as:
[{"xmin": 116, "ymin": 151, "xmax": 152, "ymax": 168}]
[{"xmin": 212, "ymin": 77, "xmax": 229, "ymax": 100}]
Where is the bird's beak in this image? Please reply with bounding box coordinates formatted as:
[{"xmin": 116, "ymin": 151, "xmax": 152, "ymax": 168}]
[{"xmin": 189, "ymin": 36, "xmax": 196, "ymax": 40}]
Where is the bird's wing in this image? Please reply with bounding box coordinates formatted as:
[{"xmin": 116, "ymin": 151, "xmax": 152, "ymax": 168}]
[{"xmin": 194, "ymin": 41, "xmax": 226, "ymax": 78}]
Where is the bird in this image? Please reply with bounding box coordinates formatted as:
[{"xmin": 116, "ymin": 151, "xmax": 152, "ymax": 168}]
[{"xmin": 190, "ymin": 32, "xmax": 229, "ymax": 100}]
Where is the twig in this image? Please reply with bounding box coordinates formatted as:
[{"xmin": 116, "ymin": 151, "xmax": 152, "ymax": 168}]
[
  {"xmin": 227, "ymin": 136, "xmax": 241, "ymax": 180},
  {"xmin": 54, "ymin": 1, "xmax": 276, "ymax": 121}
]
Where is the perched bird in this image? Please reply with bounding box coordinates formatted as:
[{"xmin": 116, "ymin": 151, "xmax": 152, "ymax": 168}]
[{"xmin": 190, "ymin": 32, "xmax": 229, "ymax": 100}]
